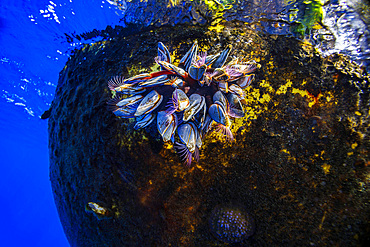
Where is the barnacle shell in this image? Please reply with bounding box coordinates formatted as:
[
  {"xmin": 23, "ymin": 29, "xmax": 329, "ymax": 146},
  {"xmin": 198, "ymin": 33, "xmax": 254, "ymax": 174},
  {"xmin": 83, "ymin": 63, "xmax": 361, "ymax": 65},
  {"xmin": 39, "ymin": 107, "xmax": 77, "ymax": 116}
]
[
  {"xmin": 213, "ymin": 91, "xmax": 228, "ymax": 109},
  {"xmin": 114, "ymin": 83, "xmax": 146, "ymax": 95},
  {"xmin": 173, "ymin": 89, "xmax": 190, "ymax": 111},
  {"xmin": 179, "ymin": 41, "xmax": 198, "ymax": 71},
  {"xmin": 177, "ymin": 122, "xmax": 197, "ymax": 153},
  {"xmin": 228, "ymin": 84, "xmax": 245, "ymax": 101},
  {"xmin": 204, "ymin": 54, "xmax": 219, "ymax": 66},
  {"xmin": 227, "ymin": 93, "xmax": 245, "ymax": 118},
  {"xmin": 134, "ymin": 112, "xmax": 155, "ymax": 130},
  {"xmin": 125, "ymin": 73, "xmax": 150, "ymax": 83},
  {"xmin": 139, "ymin": 75, "xmax": 170, "ymax": 87},
  {"xmin": 157, "ymin": 111, "xmax": 178, "ymax": 142},
  {"xmin": 183, "ymin": 94, "xmax": 205, "ymax": 122},
  {"xmin": 169, "ymin": 78, "xmax": 184, "ymax": 88},
  {"xmin": 218, "ymin": 80, "xmax": 228, "ymax": 93},
  {"xmin": 190, "ymin": 121, "xmax": 202, "ymax": 149},
  {"xmin": 157, "ymin": 60, "xmax": 186, "ymax": 77},
  {"xmin": 193, "ymin": 101, "xmax": 206, "ymax": 129},
  {"xmin": 116, "ymin": 95, "xmax": 143, "ymax": 108},
  {"xmin": 115, "ymin": 95, "xmax": 143, "ymax": 117},
  {"xmin": 212, "ymin": 68, "xmax": 225, "ymax": 79},
  {"xmin": 188, "ymin": 64, "xmax": 207, "ymax": 80},
  {"xmin": 230, "ymin": 64, "xmax": 256, "ymax": 74},
  {"xmin": 134, "ymin": 90, "xmax": 163, "ymax": 117},
  {"xmin": 107, "ymin": 94, "xmax": 143, "ymax": 118},
  {"xmin": 209, "ymin": 103, "xmax": 227, "ymax": 126},
  {"xmin": 212, "ymin": 44, "xmax": 232, "ymax": 68},
  {"xmin": 158, "ymin": 41, "xmax": 171, "ymax": 63},
  {"xmin": 201, "ymin": 114, "xmax": 214, "ymax": 136},
  {"xmin": 112, "ymin": 104, "xmax": 138, "ymax": 118},
  {"xmin": 236, "ymin": 74, "xmax": 254, "ymax": 88}
]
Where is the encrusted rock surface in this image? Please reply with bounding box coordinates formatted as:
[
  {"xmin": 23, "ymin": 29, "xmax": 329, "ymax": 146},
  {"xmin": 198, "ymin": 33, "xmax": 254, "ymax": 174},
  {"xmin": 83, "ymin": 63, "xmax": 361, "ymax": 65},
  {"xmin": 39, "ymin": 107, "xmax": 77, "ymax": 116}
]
[{"xmin": 48, "ymin": 22, "xmax": 370, "ymax": 246}]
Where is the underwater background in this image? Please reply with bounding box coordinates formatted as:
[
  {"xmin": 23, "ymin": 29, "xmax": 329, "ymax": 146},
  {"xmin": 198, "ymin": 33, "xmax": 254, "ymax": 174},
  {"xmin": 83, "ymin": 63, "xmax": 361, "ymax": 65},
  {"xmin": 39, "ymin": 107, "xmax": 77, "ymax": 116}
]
[
  {"xmin": 0, "ymin": 0, "xmax": 369, "ymax": 246},
  {"xmin": 0, "ymin": 0, "xmax": 124, "ymax": 246}
]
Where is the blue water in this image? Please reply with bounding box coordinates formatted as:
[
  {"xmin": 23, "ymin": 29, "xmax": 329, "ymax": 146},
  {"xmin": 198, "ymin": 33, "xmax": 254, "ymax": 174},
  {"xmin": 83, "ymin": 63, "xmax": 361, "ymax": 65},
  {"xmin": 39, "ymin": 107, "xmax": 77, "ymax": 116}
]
[{"xmin": 0, "ymin": 0, "xmax": 125, "ymax": 246}]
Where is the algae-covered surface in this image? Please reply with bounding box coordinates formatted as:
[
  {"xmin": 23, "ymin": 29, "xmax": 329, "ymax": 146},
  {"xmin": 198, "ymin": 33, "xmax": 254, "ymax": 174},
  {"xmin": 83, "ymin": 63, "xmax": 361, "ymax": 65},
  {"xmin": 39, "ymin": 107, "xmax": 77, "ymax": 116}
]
[{"xmin": 48, "ymin": 22, "xmax": 370, "ymax": 246}]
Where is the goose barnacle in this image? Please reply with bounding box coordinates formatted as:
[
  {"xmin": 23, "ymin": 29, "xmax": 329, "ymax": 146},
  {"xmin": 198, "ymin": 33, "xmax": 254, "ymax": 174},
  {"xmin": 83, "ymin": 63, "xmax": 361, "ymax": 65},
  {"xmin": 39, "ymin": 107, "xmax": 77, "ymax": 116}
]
[{"xmin": 107, "ymin": 41, "xmax": 258, "ymax": 166}]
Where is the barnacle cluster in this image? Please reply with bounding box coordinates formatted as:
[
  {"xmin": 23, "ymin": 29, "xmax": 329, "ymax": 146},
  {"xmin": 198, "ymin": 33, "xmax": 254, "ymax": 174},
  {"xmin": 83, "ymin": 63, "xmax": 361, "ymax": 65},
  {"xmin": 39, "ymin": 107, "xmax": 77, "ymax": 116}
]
[{"xmin": 107, "ymin": 41, "xmax": 257, "ymax": 166}]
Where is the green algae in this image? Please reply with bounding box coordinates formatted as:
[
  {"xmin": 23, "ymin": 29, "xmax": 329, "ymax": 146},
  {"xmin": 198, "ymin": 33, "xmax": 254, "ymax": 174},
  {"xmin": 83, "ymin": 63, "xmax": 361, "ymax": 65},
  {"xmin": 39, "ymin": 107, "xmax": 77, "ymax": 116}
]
[{"xmin": 288, "ymin": 0, "xmax": 325, "ymax": 36}]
